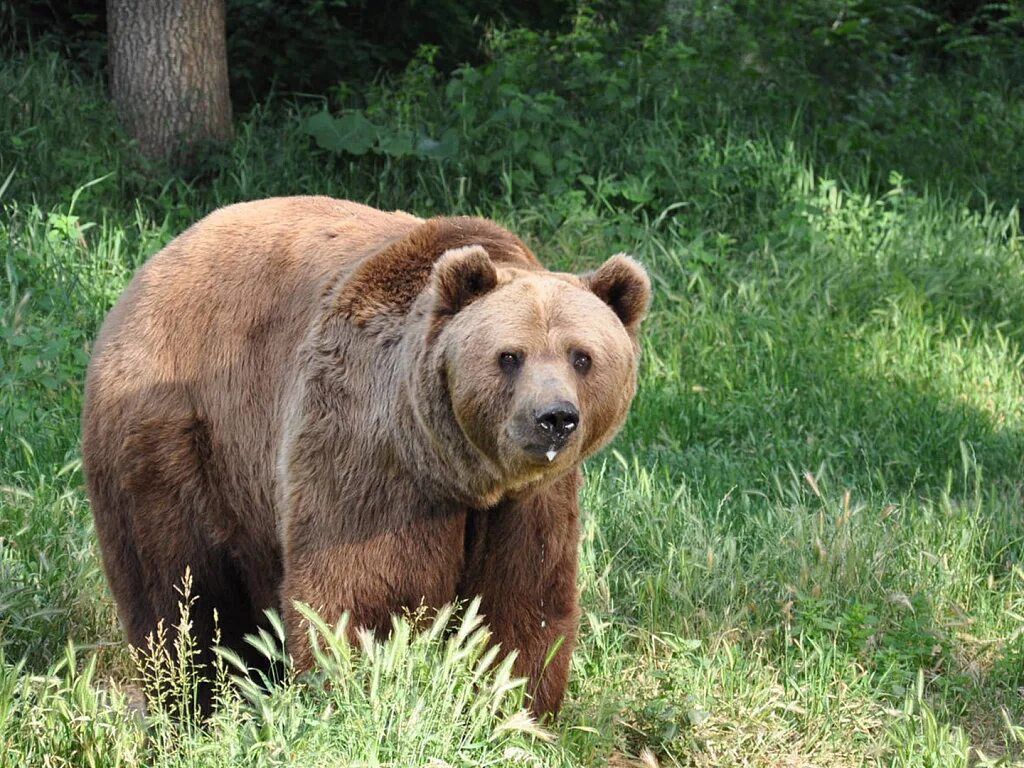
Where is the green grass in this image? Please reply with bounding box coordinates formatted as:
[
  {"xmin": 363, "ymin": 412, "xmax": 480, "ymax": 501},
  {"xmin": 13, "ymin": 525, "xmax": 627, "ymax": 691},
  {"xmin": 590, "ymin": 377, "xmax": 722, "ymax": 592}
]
[{"xmin": 2, "ymin": 8, "xmax": 1024, "ymax": 765}]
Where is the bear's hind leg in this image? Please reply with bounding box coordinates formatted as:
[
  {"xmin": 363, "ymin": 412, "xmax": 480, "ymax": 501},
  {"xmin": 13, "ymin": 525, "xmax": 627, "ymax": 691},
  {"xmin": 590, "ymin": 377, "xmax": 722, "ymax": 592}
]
[
  {"xmin": 87, "ymin": 406, "xmax": 280, "ymax": 713},
  {"xmin": 124, "ymin": 495, "xmax": 281, "ymax": 713}
]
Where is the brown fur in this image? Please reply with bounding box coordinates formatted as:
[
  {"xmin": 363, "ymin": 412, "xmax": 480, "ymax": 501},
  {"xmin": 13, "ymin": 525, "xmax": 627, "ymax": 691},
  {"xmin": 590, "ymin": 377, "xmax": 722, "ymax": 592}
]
[{"xmin": 82, "ymin": 196, "xmax": 650, "ymax": 717}]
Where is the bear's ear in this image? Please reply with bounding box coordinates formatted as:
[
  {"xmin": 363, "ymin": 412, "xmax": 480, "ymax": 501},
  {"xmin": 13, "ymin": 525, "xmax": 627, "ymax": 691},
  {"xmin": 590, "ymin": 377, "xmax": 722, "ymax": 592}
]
[
  {"xmin": 584, "ymin": 254, "xmax": 651, "ymax": 333},
  {"xmin": 431, "ymin": 245, "xmax": 499, "ymax": 317}
]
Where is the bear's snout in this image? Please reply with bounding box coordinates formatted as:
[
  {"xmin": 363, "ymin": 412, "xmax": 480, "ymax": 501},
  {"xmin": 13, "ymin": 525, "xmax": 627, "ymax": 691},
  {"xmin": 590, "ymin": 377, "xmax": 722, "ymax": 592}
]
[
  {"xmin": 503, "ymin": 397, "xmax": 582, "ymax": 467},
  {"xmin": 535, "ymin": 400, "xmax": 579, "ymax": 445}
]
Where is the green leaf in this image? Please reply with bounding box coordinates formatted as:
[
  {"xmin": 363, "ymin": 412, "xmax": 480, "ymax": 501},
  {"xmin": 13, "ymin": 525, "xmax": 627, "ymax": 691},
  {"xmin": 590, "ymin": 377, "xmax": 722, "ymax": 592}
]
[
  {"xmin": 415, "ymin": 129, "xmax": 459, "ymax": 160},
  {"xmin": 527, "ymin": 149, "xmax": 553, "ymax": 177},
  {"xmin": 830, "ymin": 19, "xmax": 864, "ymax": 38},
  {"xmin": 377, "ymin": 129, "xmax": 415, "ymax": 158},
  {"xmin": 303, "ymin": 111, "xmax": 378, "ymax": 156}
]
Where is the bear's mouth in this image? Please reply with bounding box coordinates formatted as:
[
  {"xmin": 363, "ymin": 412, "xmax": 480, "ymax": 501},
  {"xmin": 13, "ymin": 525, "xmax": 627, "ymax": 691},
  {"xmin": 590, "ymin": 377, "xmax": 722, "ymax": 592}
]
[{"xmin": 522, "ymin": 442, "xmax": 567, "ymax": 465}]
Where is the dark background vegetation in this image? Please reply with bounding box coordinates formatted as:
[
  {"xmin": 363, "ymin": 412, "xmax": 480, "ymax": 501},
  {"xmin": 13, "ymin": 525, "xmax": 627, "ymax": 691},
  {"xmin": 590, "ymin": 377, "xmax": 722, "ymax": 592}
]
[
  {"xmin": 4, "ymin": 0, "xmax": 1023, "ymax": 208},
  {"xmin": 6, "ymin": 0, "xmax": 1023, "ymax": 101},
  {"xmin": 5, "ymin": 0, "xmax": 581, "ymax": 100}
]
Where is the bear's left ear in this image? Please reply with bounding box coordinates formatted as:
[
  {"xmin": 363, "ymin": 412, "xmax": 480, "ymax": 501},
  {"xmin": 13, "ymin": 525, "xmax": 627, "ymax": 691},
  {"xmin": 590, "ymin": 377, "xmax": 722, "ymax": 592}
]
[
  {"xmin": 431, "ymin": 245, "xmax": 499, "ymax": 317},
  {"xmin": 584, "ymin": 254, "xmax": 651, "ymax": 333}
]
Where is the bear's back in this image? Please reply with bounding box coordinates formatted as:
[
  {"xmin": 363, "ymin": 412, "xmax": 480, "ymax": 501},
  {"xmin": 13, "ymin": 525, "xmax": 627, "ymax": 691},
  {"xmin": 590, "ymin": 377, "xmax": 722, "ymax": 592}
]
[{"xmin": 92, "ymin": 197, "xmax": 422, "ymax": 381}]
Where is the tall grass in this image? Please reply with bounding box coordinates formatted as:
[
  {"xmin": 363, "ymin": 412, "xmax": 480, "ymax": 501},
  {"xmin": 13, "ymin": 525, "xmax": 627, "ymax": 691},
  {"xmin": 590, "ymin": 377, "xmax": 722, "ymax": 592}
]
[{"xmin": 2, "ymin": 8, "xmax": 1023, "ymax": 765}]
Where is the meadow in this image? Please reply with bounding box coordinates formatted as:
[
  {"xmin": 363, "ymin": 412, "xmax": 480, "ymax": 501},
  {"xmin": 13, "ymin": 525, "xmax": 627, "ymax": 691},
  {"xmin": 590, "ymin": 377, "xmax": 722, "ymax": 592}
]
[{"xmin": 2, "ymin": 5, "xmax": 1024, "ymax": 765}]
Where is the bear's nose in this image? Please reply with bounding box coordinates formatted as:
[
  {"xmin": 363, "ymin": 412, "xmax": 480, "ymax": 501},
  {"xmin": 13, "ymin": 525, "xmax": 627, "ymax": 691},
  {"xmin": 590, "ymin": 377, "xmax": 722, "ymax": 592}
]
[{"xmin": 535, "ymin": 401, "xmax": 580, "ymax": 443}]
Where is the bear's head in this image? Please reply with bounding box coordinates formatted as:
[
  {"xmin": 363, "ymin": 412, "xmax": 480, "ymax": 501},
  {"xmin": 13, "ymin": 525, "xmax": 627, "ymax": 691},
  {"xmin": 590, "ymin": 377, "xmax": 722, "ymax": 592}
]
[{"xmin": 413, "ymin": 243, "xmax": 651, "ymax": 503}]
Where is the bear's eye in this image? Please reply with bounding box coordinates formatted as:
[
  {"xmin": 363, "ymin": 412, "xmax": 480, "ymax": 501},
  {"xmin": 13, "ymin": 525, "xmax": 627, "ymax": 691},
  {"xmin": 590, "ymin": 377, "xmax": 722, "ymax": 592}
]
[
  {"xmin": 572, "ymin": 350, "xmax": 592, "ymax": 374},
  {"xmin": 499, "ymin": 350, "xmax": 524, "ymax": 372}
]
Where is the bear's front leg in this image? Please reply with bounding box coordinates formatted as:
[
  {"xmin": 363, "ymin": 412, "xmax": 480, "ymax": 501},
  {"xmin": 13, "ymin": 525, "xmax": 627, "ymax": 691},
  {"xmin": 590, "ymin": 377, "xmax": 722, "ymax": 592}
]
[
  {"xmin": 280, "ymin": 488, "xmax": 467, "ymax": 673},
  {"xmin": 461, "ymin": 471, "xmax": 582, "ymax": 718}
]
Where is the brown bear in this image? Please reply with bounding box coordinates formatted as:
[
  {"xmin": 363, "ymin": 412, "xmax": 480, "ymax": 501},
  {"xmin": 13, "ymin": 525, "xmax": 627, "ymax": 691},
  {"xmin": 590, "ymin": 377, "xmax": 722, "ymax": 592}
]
[{"xmin": 82, "ymin": 196, "xmax": 650, "ymax": 716}]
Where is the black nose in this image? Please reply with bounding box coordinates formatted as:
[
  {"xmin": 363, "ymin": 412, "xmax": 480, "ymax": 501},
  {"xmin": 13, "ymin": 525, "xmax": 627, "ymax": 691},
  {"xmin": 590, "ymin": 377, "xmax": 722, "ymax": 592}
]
[{"xmin": 535, "ymin": 401, "xmax": 580, "ymax": 443}]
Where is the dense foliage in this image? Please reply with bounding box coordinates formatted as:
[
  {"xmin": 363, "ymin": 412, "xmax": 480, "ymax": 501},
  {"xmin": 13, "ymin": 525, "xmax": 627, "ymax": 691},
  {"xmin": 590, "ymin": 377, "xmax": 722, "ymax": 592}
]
[
  {"xmin": 1, "ymin": 2, "xmax": 1023, "ymax": 765},
  {"xmin": 4, "ymin": 0, "xmax": 575, "ymax": 103}
]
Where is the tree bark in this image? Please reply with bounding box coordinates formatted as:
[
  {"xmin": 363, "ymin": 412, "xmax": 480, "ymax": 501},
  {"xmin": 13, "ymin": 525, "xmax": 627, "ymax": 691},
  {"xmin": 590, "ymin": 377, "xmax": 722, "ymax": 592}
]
[{"xmin": 107, "ymin": 0, "xmax": 232, "ymax": 163}]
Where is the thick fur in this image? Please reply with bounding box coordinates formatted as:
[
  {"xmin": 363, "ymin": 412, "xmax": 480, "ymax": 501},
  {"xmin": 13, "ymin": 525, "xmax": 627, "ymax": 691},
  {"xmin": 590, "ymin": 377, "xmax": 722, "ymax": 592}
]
[{"xmin": 82, "ymin": 196, "xmax": 650, "ymax": 716}]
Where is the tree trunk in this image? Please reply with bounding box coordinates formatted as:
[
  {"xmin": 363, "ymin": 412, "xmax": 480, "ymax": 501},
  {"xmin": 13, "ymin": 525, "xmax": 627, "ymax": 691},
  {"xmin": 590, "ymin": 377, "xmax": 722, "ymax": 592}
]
[{"xmin": 107, "ymin": 0, "xmax": 232, "ymax": 163}]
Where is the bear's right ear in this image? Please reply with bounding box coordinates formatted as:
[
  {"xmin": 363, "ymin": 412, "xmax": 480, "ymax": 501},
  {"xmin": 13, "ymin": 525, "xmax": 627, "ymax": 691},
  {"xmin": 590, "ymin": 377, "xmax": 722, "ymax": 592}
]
[{"xmin": 430, "ymin": 245, "xmax": 499, "ymax": 317}]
